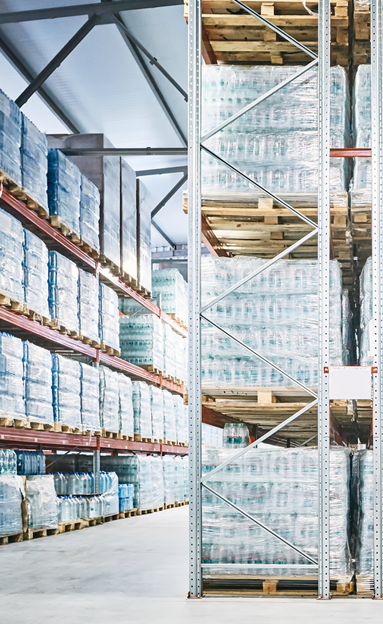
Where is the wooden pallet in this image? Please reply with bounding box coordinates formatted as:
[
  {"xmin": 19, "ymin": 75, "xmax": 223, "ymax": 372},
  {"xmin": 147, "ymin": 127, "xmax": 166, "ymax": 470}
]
[
  {"xmin": 103, "ymin": 513, "xmax": 120, "ymax": 523},
  {"xmin": 184, "ymin": 0, "xmax": 349, "ymax": 66},
  {"xmin": 79, "ymin": 332, "xmax": 101, "ymax": 349},
  {"xmin": 119, "ymin": 433, "xmax": 135, "ymax": 441},
  {"xmin": 0, "ymin": 167, "xmax": 49, "ymax": 218},
  {"xmin": 168, "ymin": 313, "xmax": 188, "ymax": 330},
  {"xmin": 183, "ymin": 191, "xmax": 353, "ymax": 286},
  {"xmin": 100, "ymin": 341, "xmax": 121, "ymax": 357},
  {"xmin": 0, "ymin": 532, "xmax": 24, "ymax": 546},
  {"xmin": 163, "ymin": 438, "xmax": 177, "ymax": 446},
  {"xmin": 23, "ymin": 526, "xmax": 60, "ymax": 541},
  {"xmin": 25, "ymin": 308, "xmax": 51, "ymax": 326},
  {"xmin": 102, "ymin": 429, "xmax": 120, "ymax": 439},
  {"xmin": 138, "ymin": 285, "xmax": 152, "ymax": 299},
  {"xmin": 78, "ymin": 239, "xmax": 100, "ymax": 260},
  {"xmin": 100, "ymin": 255, "xmax": 122, "ymax": 277},
  {"xmin": 203, "ymin": 574, "xmax": 354, "ymax": 596},
  {"xmin": 49, "ymin": 215, "xmax": 81, "ymax": 244},
  {"xmin": 141, "ymin": 364, "xmax": 164, "ymax": 376},
  {"xmin": 353, "ymin": 3, "xmax": 370, "ymax": 65},
  {"xmin": 0, "ymin": 414, "xmax": 29, "ymax": 429},
  {"xmin": 0, "ymin": 292, "xmax": 28, "ymax": 315},
  {"xmin": 164, "ymin": 503, "xmax": 176, "ymax": 509},
  {"xmin": 119, "ymin": 508, "xmax": 139, "ymax": 519},
  {"xmin": 356, "ymin": 574, "xmax": 374, "ymax": 595},
  {"xmin": 120, "ymin": 270, "xmax": 138, "ymax": 289},
  {"xmin": 137, "ymin": 507, "xmax": 165, "ymax": 515}
]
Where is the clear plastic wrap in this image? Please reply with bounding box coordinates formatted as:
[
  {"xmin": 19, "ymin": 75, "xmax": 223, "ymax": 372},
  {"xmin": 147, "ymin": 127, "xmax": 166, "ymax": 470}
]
[
  {"xmin": 52, "ymin": 354, "xmax": 81, "ymax": 428},
  {"xmin": 47, "ymin": 149, "xmax": 81, "ymax": 235},
  {"xmin": 101, "ymin": 455, "xmax": 161, "ymax": 511},
  {"xmin": 354, "ymin": 450, "xmax": 373, "ymax": 581},
  {"xmin": 58, "ymin": 494, "xmax": 106, "ymax": 520},
  {"xmin": 163, "ymin": 389, "xmax": 177, "ymax": 442},
  {"xmin": 99, "ymin": 282, "xmax": 120, "ymax": 352},
  {"xmin": 0, "ymin": 475, "xmax": 24, "ymax": 536},
  {"xmin": 201, "ymin": 258, "xmax": 345, "ymax": 387},
  {"xmin": 80, "ymin": 362, "xmax": 100, "ymax": 431},
  {"xmin": 174, "ymin": 455, "xmax": 185, "ymax": 503},
  {"xmin": 23, "ymin": 342, "xmax": 53, "ymax": 423},
  {"xmin": 174, "ymin": 332, "xmax": 187, "ymax": 382},
  {"xmin": 0, "ymin": 333, "xmax": 25, "ymax": 417},
  {"xmin": 223, "ymin": 423, "xmax": 249, "ymax": 448},
  {"xmin": 351, "ymin": 65, "xmax": 371, "ymax": 207},
  {"xmin": 23, "ymin": 230, "xmax": 49, "ymax": 319},
  {"xmin": 202, "ymin": 65, "xmax": 349, "ymax": 196},
  {"xmin": 78, "ymin": 268, "xmax": 99, "ymax": 343},
  {"xmin": 132, "ymin": 381, "xmax": 152, "ymax": 438},
  {"xmin": 152, "ymin": 269, "xmax": 187, "ymax": 324},
  {"xmin": 99, "ymin": 366, "xmax": 119, "ymax": 433},
  {"xmin": 151, "ymin": 455, "xmax": 165, "ymax": 509},
  {"xmin": 80, "ymin": 174, "xmax": 100, "ymax": 253},
  {"xmin": 26, "ymin": 474, "xmax": 58, "ymax": 529},
  {"xmin": 150, "ymin": 385, "xmax": 164, "ymax": 440},
  {"xmin": 163, "ymin": 323, "xmax": 176, "ymax": 379},
  {"xmin": 359, "ymin": 256, "xmax": 373, "ymax": 365},
  {"xmin": 120, "ymin": 159, "xmax": 137, "ymax": 280},
  {"xmin": 203, "ymin": 423, "xmax": 223, "ymax": 448},
  {"xmin": 202, "ymin": 447, "xmax": 351, "ymax": 578},
  {"xmin": 174, "ymin": 394, "xmax": 187, "ymax": 444},
  {"xmin": 120, "ymin": 313, "xmax": 164, "ymax": 371},
  {"xmin": 16, "ymin": 451, "xmax": 45, "ymax": 475},
  {"xmin": 163, "ymin": 454, "xmax": 176, "ymax": 506},
  {"xmin": 119, "ymin": 483, "xmax": 135, "ymax": 511},
  {"xmin": 0, "ymin": 89, "xmax": 22, "ymax": 186},
  {"xmin": 0, "ymin": 207, "xmax": 24, "ymax": 303},
  {"xmin": 118, "ymin": 373, "xmax": 134, "ymax": 437},
  {"xmin": 21, "ymin": 113, "xmax": 48, "ymax": 209},
  {"xmin": 48, "ymin": 251, "xmax": 79, "ymax": 333},
  {"xmin": 137, "ymin": 180, "xmax": 152, "ymax": 293},
  {"xmin": 0, "ymin": 449, "xmax": 17, "ymax": 474}
]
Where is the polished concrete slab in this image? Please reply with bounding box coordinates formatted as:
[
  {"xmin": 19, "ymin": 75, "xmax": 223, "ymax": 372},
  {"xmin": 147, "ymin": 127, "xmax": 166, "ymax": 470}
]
[{"xmin": 0, "ymin": 506, "xmax": 382, "ymax": 624}]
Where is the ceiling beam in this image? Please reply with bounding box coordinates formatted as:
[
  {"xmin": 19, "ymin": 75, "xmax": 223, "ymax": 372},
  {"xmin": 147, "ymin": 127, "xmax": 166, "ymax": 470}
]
[
  {"xmin": 0, "ymin": 34, "xmax": 80, "ymax": 133},
  {"xmin": 151, "ymin": 221, "xmax": 176, "ymax": 249},
  {"xmin": 136, "ymin": 165, "xmax": 187, "ymax": 176},
  {"xmin": 16, "ymin": 15, "xmax": 100, "ymax": 108},
  {"xmin": 151, "ymin": 173, "xmax": 187, "ymax": 218},
  {"xmin": 0, "ymin": 1, "xmax": 183, "ymax": 25},
  {"xmin": 61, "ymin": 147, "xmax": 187, "ymax": 156}
]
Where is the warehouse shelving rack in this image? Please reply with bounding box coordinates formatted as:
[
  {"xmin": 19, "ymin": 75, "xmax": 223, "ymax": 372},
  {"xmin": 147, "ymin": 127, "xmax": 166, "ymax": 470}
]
[{"xmin": 187, "ymin": 0, "xmax": 383, "ymax": 601}]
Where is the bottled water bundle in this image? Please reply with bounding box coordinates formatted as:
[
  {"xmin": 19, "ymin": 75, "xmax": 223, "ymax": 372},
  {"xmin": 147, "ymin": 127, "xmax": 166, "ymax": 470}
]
[
  {"xmin": 152, "ymin": 269, "xmax": 187, "ymax": 325},
  {"xmin": 163, "ymin": 389, "xmax": 177, "ymax": 442},
  {"xmin": 174, "ymin": 455, "xmax": 185, "ymax": 503},
  {"xmin": 351, "ymin": 65, "xmax": 371, "ymax": 203},
  {"xmin": 101, "ymin": 455, "xmax": 164, "ymax": 511},
  {"xmin": 0, "ymin": 475, "xmax": 24, "ymax": 536},
  {"xmin": 119, "ymin": 313, "xmax": 164, "ymax": 371},
  {"xmin": 21, "ymin": 114, "xmax": 48, "ymax": 209},
  {"xmin": 174, "ymin": 394, "xmax": 188, "ymax": 444},
  {"xmin": 202, "ymin": 65, "xmax": 349, "ymax": 198},
  {"xmin": 163, "ymin": 323, "xmax": 176, "ymax": 379},
  {"xmin": 57, "ymin": 495, "xmax": 105, "ymax": 521},
  {"xmin": 137, "ymin": 179, "xmax": 152, "ymax": 294},
  {"xmin": 0, "ymin": 207, "xmax": 24, "ymax": 303},
  {"xmin": 202, "ymin": 447, "xmax": 351, "ymax": 578},
  {"xmin": 99, "ymin": 283, "xmax": 120, "ymax": 352},
  {"xmin": 120, "ymin": 159, "xmax": 137, "ymax": 281},
  {"xmin": 0, "ymin": 449, "xmax": 17, "ymax": 474},
  {"xmin": 78, "ymin": 269, "xmax": 99, "ymax": 343},
  {"xmin": 150, "ymin": 385, "xmax": 164, "ymax": 440},
  {"xmin": 99, "ymin": 366, "xmax": 119, "ymax": 433},
  {"xmin": 182, "ymin": 455, "xmax": 189, "ymax": 502},
  {"xmin": 23, "ymin": 230, "xmax": 50, "ymax": 319},
  {"xmin": 52, "ymin": 354, "xmax": 81, "ymax": 428},
  {"xmin": 174, "ymin": 332, "xmax": 187, "ymax": 382},
  {"xmin": 163, "ymin": 455, "xmax": 186, "ymax": 505},
  {"xmin": 0, "ymin": 333, "xmax": 25, "ymax": 417},
  {"xmin": 201, "ymin": 257, "xmax": 345, "ymax": 387},
  {"xmin": 80, "ymin": 362, "xmax": 100, "ymax": 431},
  {"xmin": 26, "ymin": 474, "xmax": 58, "ymax": 529},
  {"xmin": 353, "ymin": 450, "xmax": 373, "ymax": 583},
  {"xmin": 80, "ymin": 174, "xmax": 100, "ymax": 253},
  {"xmin": 47, "ymin": 149, "xmax": 81, "ymax": 236},
  {"xmin": 0, "ymin": 89, "xmax": 22, "ymax": 186},
  {"xmin": 23, "ymin": 342, "xmax": 53, "ymax": 423},
  {"xmin": 48, "ymin": 251, "xmax": 79, "ymax": 334},
  {"xmin": 132, "ymin": 381, "xmax": 152, "ymax": 438},
  {"xmin": 119, "ymin": 483, "xmax": 134, "ymax": 511},
  {"xmin": 53, "ymin": 471, "xmax": 117, "ymax": 495},
  {"xmin": 359, "ymin": 256, "xmax": 373, "ymax": 365},
  {"xmin": 223, "ymin": 423, "xmax": 249, "ymax": 448},
  {"xmin": 118, "ymin": 373, "xmax": 134, "ymax": 437},
  {"xmin": 15, "ymin": 450, "xmax": 45, "ymax": 475},
  {"xmin": 203, "ymin": 423, "xmax": 224, "ymax": 448}
]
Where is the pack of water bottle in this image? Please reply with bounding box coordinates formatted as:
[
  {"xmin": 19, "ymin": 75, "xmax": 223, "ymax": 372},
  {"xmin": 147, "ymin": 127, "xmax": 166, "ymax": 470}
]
[
  {"xmin": 202, "ymin": 446, "xmax": 351, "ymax": 578},
  {"xmin": 202, "ymin": 65, "xmax": 350, "ymax": 196},
  {"xmin": 151, "ymin": 269, "xmax": 188, "ymax": 325},
  {"xmin": 80, "ymin": 362, "xmax": 100, "ymax": 431},
  {"xmin": 359, "ymin": 257, "xmax": 373, "ymax": 365},
  {"xmin": 79, "ymin": 174, "xmax": 100, "ymax": 253},
  {"xmin": 352, "ymin": 450, "xmax": 373, "ymax": 583},
  {"xmin": 0, "ymin": 207, "xmax": 24, "ymax": 304},
  {"xmin": 99, "ymin": 366, "xmax": 119, "ymax": 433},
  {"xmin": 21, "ymin": 113, "xmax": 48, "ymax": 209},
  {"xmin": 223, "ymin": 423, "xmax": 249, "ymax": 448},
  {"xmin": 200, "ymin": 257, "xmax": 345, "ymax": 387},
  {"xmin": 47, "ymin": 149, "xmax": 81, "ymax": 236},
  {"xmin": 48, "ymin": 251, "xmax": 79, "ymax": 333},
  {"xmin": 99, "ymin": 283, "xmax": 120, "ymax": 352},
  {"xmin": 23, "ymin": 342, "xmax": 54, "ymax": 423},
  {"xmin": 150, "ymin": 385, "xmax": 164, "ymax": 440},
  {"xmin": 203, "ymin": 423, "xmax": 223, "ymax": 448},
  {"xmin": 163, "ymin": 454, "xmax": 187, "ymax": 505},
  {"xmin": 26, "ymin": 474, "xmax": 58, "ymax": 529},
  {"xmin": 103, "ymin": 454, "xmax": 164, "ymax": 511},
  {"xmin": 119, "ymin": 313, "xmax": 164, "ymax": 371},
  {"xmin": 57, "ymin": 495, "xmax": 105, "ymax": 521},
  {"xmin": 132, "ymin": 381, "xmax": 152, "ymax": 438},
  {"xmin": 174, "ymin": 332, "xmax": 187, "ymax": 382},
  {"xmin": 23, "ymin": 230, "xmax": 50, "ymax": 319},
  {"xmin": 163, "ymin": 322, "xmax": 176, "ymax": 379},
  {"xmin": 118, "ymin": 373, "xmax": 134, "ymax": 437},
  {"xmin": 0, "ymin": 475, "xmax": 24, "ymax": 536},
  {"xmin": 119, "ymin": 483, "xmax": 135, "ymax": 511},
  {"xmin": 0, "ymin": 333, "xmax": 25, "ymax": 417},
  {"xmin": 174, "ymin": 394, "xmax": 188, "ymax": 444},
  {"xmin": 15, "ymin": 450, "xmax": 45, "ymax": 475},
  {"xmin": 52, "ymin": 354, "xmax": 81, "ymax": 428},
  {"xmin": 78, "ymin": 269, "xmax": 99, "ymax": 344},
  {"xmin": 0, "ymin": 449, "xmax": 17, "ymax": 474},
  {"xmin": 53, "ymin": 471, "xmax": 116, "ymax": 495},
  {"xmin": 351, "ymin": 65, "xmax": 371, "ymax": 204},
  {"xmin": 163, "ymin": 389, "xmax": 177, "ymax": 442},
  {"xmin": 0, "ymin": 88, "xmax": 22, "ymax": 186}
]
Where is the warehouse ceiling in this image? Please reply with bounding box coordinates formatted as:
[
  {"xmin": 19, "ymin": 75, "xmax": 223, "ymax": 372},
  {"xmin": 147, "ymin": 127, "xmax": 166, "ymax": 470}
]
[{"xmin": 0, "ymin": 0, "xmax": 188, "ymax": 247}]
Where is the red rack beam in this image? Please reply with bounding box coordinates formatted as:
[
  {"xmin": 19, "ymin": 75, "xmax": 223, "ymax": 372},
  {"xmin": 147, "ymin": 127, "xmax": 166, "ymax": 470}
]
[
  {"xmin": 0, "ymin": 426, "xmax": 188, "ymax": 454},
  {"xmin": 330, "ymin": 148, "xmax": 371, "ymax": 157}
]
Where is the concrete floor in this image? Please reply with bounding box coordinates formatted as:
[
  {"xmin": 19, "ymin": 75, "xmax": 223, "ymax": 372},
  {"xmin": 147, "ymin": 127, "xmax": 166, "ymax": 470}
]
[{"xmin": 0, "ymin": 506, "xmax": 382, "ymax": 624}]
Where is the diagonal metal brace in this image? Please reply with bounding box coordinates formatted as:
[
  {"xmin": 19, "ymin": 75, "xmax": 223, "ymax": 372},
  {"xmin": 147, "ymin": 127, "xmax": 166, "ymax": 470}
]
[
  {"xmin": 151, "ymin": 173, "xmax": 188, "ymax": 217},
  {"xmin": 202, "ymin": 482, "xmax": 318, "ymax": 565}
]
